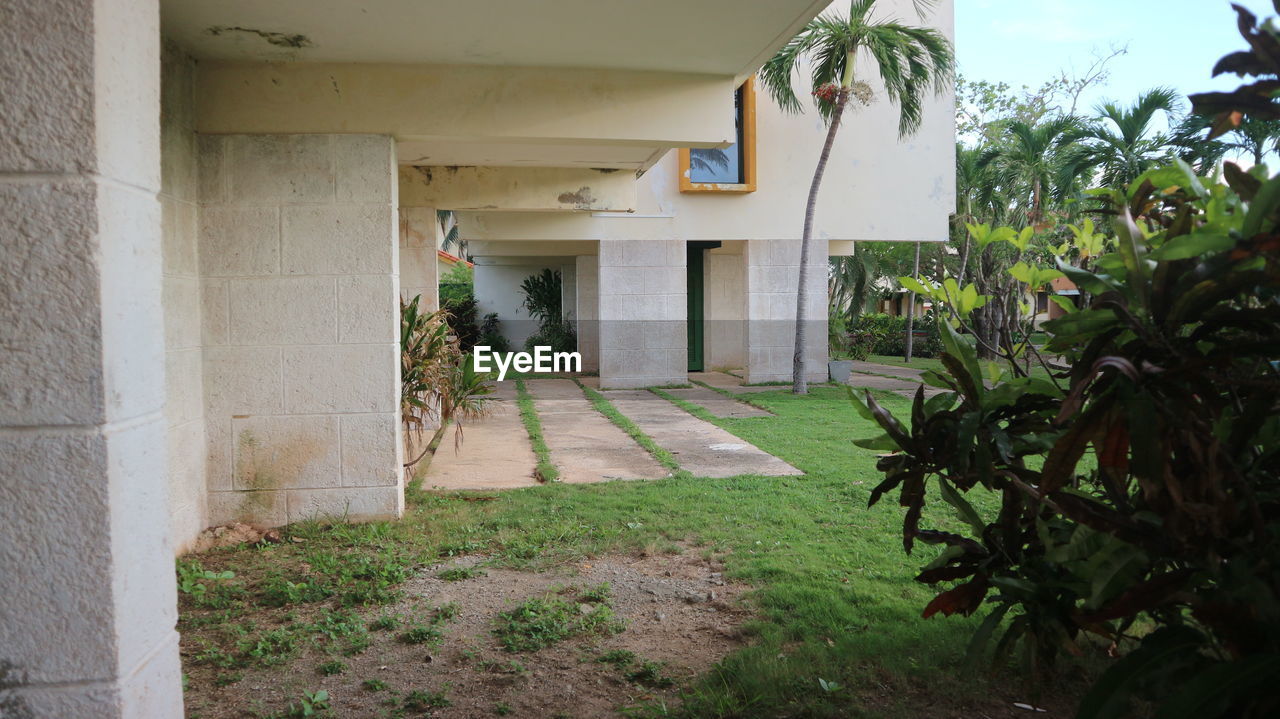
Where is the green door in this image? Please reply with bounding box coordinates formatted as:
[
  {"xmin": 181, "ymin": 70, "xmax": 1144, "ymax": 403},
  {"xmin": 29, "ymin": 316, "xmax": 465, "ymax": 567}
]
[
  {"xmin": 686, "ymin": 242, "xmax": 719, "ymax": 372},
  {"xmin": 687, "ymin": 244, "xmax": 704, "ymax": 372}
]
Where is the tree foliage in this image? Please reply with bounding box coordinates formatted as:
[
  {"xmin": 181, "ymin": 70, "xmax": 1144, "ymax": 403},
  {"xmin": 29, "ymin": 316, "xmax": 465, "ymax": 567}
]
[{"xmin": 857, "ymin": 154, "xmax": 1280, "ymax": 718}]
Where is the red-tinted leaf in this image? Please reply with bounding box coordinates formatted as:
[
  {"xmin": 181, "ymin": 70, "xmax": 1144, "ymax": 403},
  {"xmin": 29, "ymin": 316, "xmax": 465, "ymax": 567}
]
[{"xmin": 922, "ymin": 578, "xmax": 990, "ymax": 619}]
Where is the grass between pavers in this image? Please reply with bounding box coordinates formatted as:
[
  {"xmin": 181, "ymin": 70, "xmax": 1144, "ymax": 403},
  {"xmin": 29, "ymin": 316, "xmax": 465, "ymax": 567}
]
[
  {"xmin": 179, "ymin": 385, "xmax": 1086, "ymax": 717},
  {"xmin": 514, "ymin": 378, "xmax": 559, "ymax": 483},
  {"xmin": 688, "ymin": 378, "xmax": 774, "ymax": 413},
  {"xmin": 574, "ymin": 379, "xmax": 683, "ymax": 476},
  {"xmin": 865, "ymin": 353, "xmax": 1056, "ymax": 382}
]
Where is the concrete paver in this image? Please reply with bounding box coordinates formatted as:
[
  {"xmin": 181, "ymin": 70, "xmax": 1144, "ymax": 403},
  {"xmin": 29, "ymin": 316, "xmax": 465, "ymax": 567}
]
[
  {"xmin": 422, "ymin": 383, "xmax": 540, "ymax": 490},
  {"xmin": 602, "ymin": 390, "xmax": 803, "ymax": 478},
  {"xmin": 663, "ymin": 386, "xmax": 773, "ymax": 418},
  {"xmin": 688, "ymin": 370, "xmax": 788, "ymax": 394},
  {"xmin": 527, "ymin": 379, "xmax": 669, "ymax": 483}
]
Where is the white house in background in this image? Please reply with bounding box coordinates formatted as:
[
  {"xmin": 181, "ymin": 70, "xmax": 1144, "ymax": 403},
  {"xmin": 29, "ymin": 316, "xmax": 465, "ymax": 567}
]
[{"xmin": 0, "ymin": 0, "xmax": 951, "ymax": 715}]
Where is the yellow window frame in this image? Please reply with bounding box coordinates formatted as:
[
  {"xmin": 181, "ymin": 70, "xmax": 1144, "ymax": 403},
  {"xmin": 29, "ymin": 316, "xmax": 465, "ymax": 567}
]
[{"xmin": 678, "ymin": 77, "xmax": 757, "ymax": 193}]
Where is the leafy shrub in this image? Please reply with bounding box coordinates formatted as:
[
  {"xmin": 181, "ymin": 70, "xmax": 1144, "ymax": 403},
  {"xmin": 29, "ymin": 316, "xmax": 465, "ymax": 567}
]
[
  {"xmin": 853, "ymin": 159, "xmax": 1280, "ymax": 718},
  {"xmin": 520, "ymin": 269, "xmax": 577, "ymax": 354},
  {"xmin": 851, "ymin": 312, "xmax": 942, "ymax": 358},
  {"xmin": 401, "ymin": 296, "xmax": 495, "ymax": 466}
]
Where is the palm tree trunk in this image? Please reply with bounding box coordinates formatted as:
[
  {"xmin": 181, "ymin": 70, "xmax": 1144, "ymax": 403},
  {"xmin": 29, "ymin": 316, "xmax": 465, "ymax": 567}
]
[
  {"xmin": 904, "ymin": 241, "xmax": 921, "ymax": 362},
  {"xmin": 792, "ymin": 56, "xmax": 855, "ymax": 395}
]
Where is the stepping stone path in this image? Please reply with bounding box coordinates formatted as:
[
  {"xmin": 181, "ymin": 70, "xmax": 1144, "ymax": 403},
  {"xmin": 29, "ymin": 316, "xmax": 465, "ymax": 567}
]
[
  {"xmin": 602, "ymin": 390, "xmax": 803, "ymax": 478},
  {"xmin": 687, "ymin": 371, "xmax": 783, "ymax": 394},
  {"xmin": 662, "ymin": 386, "xmax": 772, "ymax": 419},
  {"xmin": 422, "ymin": 383, "xmax": 540, "ymax": 490},
  {"xmin": 841, "ymin": 362, "xmax": 943, "ymax": 400},
  {"xmin": 527, "ymin": 379, "xmax": 668, "ymax": 483}
]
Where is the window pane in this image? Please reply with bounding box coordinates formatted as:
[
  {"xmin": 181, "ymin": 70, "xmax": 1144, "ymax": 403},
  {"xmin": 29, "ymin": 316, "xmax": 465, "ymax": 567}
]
[
  {"xmin": 688, "ymin": 86, "xmax": 745, "ymax": 184},
  {"xmin": 689, "ymin": 146, "xmax": 740, "ymax": 183}
]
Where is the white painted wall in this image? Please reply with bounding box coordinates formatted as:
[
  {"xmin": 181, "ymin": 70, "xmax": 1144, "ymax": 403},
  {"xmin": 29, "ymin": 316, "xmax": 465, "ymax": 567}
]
[
  {"xmin": 198, "ymin": 134, "xmax": 403, "ymax": 527},
  {"xmin": 473, "ymin": 259, "xmax": 575, "ymax": 350}
]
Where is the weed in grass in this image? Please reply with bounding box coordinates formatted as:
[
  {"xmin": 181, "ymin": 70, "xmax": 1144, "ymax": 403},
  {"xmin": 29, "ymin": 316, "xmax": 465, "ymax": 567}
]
[
  {"xmin": 494, "ymin": 702, "xmax": 513, "ymax": 716},
  {"xmin": 213, "ymin": 672, "xmax": 243, "ymax": 687},
  {"xmin": 306, "ymin": 609, "xmax": 363, "ymax": 640},
  {"xmin": 515, "ymin": 379, "xmax": 559, "ymax": 482},
  {"xmin": 398, "ymin": 625, "xmax": 443, "ymax": 645},
  {"xmin": 368, "ymin": 614, "xmax": 401, "ymax": 632},
  {"xmin": 402, "ymin": 688, "xmax": 451, "ymax": 711},
  {"xmin": 595, "ymin": 649, "xmax": 636, "ymax": 667},
  {"xmin": 624, "ymin": 660, "xmax": 674, "ymax": 689},
  {"xmin": 437, "ymin": 540, "xmax": 487, "ymax": 557},
  {"xmin": 237, "ymin": 629, "xmax": 298, "ymax": 667},
  {"xmin": 577, "ymin": 582, "xmax": 611, "ymax": 603},
  {"xmin": 341, "ymin": 632, "xmax": 371, "ymax": 655},
  {"xmin": 493, "ymin": 591, "xmax": 624, "ymax": 652},
  {"xmin": 433, "ymin": 601, "xmax": 461, "ymax": 622},
  {"xmin": 437, "ymin": 565, "xmax": 486, "ymax": 581},
  {"xmin": 192, "ymin": 642, "xmax": 241, "ymax": 669},
  {"xmin": 362, "ymin": 678, "xmax": 388, "ymax": 692},
  {"xmin": 478, "ymin": 659, "xmax": 528, "ymax": 676},
  {"xmin": 258, "ymin": 575, "xmax": 331, "ymax": 607},
  {"xmin": 316, "ymin": 660, "xmax": 346, "ymax": 676},
  {"xmin": 266, "ymin": 690, "xmax": 330, "ymax": 719}
]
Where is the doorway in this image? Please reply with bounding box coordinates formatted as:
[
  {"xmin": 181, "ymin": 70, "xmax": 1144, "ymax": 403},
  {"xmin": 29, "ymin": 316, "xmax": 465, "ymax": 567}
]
[{"xmin": 686, "ymin": 241, "xmax": 721, "ymax": 372}]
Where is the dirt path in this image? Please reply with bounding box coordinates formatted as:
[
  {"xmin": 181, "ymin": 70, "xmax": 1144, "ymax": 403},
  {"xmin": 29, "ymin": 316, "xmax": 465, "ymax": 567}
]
[
  {"xmin": 526, "ymin": 379, "xmax": 669, "ymax": 484},
  {"xmin": 422, "ymin": 383, "xmax": 540, "ymax": 490},
  {"xmin": 184, "ymin": 550, "xmax": 750, "ymax": 719},
  {"xmin": 602, "ymin": 390, "xmax": 802, "ymax": 478}
]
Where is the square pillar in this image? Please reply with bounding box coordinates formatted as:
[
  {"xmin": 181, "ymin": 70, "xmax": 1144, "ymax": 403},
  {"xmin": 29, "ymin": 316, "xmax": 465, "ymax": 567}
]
[
  {"xmin": 575, "ymin": 254, "xmax": 600, "ymax": 372},
  {"xmin": 199, "ymin": 134, "xmax": 403, "ymax": 526},
  {"xmin": 598, "ymin": 240, "xmax": 686, "ymax": 389},
  {"xmin": 399, "ymin": 206, "xmax": 441, "ymax": 310},
  {"xmin": 744, "ymin": 239, "xmax": 827, "ymax": 384},
  {"xmin": 0, "ymin": 0, "xmax": 185, "ymax": 715}
]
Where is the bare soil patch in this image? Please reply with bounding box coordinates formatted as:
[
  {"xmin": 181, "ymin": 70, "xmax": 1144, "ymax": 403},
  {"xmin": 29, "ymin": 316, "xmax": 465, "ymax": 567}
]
[{"xmin": 183, "ymin": 549, "xmax": 748, "ymax": 718}]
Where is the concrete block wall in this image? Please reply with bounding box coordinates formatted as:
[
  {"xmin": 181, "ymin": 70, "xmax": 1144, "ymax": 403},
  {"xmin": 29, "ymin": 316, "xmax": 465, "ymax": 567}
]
[
  {"xmin": 575, "ymin": 254, "xmax": 600, "ymax": 372},
  {"xmin": 704, "ymin": 243, "xmax": 747, "ymax": 370},
  {"xmin": 198, "ymin": 133, "xmax": 403, "ymax": 526},
  {"xmin": 399, "ymin": 205, "xmax": 440, "ymax": 310},
  {"xmin": 0, "ymin": 0, "xmax": 185, "ymax": 714},
  {"xmin": 161, "ymin": 43, "xmax": 207, "ymax": 552},
  {"xmin": 597, "ymin": 240, "xmax": 687, "ymax": 388},
  {"xmin": 744, "ymin": 239, "xmax": 827, "ymax": 384}
]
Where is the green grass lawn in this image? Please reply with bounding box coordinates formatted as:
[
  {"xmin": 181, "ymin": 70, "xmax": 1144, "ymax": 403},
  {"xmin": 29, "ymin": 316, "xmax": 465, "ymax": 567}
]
[
  {"xmin": 178, "ymin": 386, "xmax": 1086, "ymax": 717},
  {"xmin": 864, "ymin": 353, "xmax": 1057, "ymax": 383}
]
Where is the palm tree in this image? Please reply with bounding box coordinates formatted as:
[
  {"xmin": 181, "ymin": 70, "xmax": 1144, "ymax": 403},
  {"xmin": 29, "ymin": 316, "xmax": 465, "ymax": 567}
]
[
  {"xmin": 1174, "ymin": 113, "xmax": 1280, "ymax": 169},
  {"xmin": 977, "ymin": 116, "xmax": 1085, "ymax": 227},
  {"xmin": 1071, "ymin": 87, "xmax": 1181, "ymax": 188},
  {"xmin": 761, "ymin": 0, "xmax": 953, "ymax": 394}
]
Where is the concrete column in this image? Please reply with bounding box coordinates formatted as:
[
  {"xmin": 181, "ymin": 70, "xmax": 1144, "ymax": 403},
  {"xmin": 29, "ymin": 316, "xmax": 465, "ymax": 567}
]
[
  {"xmin": 0, "ymin": 0, "xmax": 185, "ymax": 715},
  {"xmin": 199, "ymin": 134, "xmax": 403, "ymax": 526},
  {"xmin": 399, "ymin": 206, "xmax": 440, "ymax": 310},
  {"xmin": 575, "ymin": 254, "xmax": 600, "ymax": 373},
  {"xmin": 597, "ymin": 240, "xmax": 686, "ymax": 388},
  {"xmin": 161, "ymin": 42, "xmax": 207, "ymax": 553},
  {"xmin": 744, "ymin": 239, "xmax": 827, "ymax": 384},
  {"xmin": 704, "ymin": 243, "xmax": 747, "ymax": 371}
]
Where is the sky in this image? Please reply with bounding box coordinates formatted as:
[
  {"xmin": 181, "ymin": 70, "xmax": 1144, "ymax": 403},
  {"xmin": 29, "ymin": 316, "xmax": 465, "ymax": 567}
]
[{"xmin": 955, "ymin": 0, "xmax": 1276, "ymax": 131}]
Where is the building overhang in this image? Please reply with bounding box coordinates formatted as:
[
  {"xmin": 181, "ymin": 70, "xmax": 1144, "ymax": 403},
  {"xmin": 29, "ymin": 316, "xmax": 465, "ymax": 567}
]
[{"xmin": 165, "ymin": 0, "xmax": 830, "ymax": 170}]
